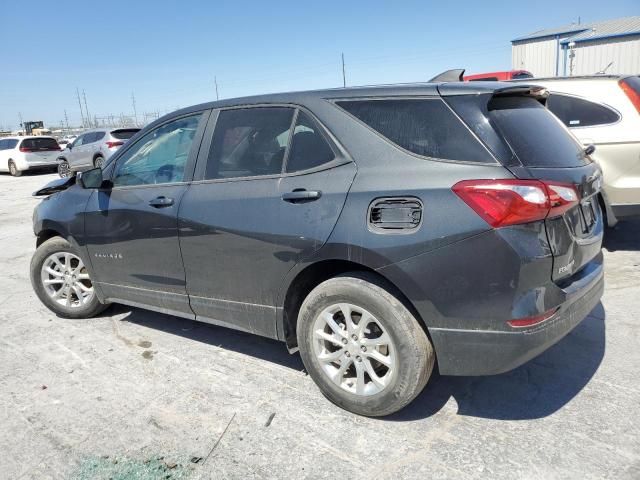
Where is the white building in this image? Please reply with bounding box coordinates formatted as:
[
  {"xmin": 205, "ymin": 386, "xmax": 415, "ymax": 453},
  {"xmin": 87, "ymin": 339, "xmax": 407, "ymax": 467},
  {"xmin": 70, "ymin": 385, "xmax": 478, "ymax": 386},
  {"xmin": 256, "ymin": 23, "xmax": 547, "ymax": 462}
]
[{"xmin": 512, "ymin": 16, "xmax": 640, "ymax": 77}]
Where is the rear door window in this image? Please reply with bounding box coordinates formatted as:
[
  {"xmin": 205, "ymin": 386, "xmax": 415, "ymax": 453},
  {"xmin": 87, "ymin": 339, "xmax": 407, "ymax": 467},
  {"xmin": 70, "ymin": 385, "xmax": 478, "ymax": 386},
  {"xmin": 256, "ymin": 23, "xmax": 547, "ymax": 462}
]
[
  {"xmin": 94, "ymin": 132, "xmax": 106, "ymax": 142},
  {"xmin": 489, "ymin": 96, "xmax": 587, "ymax": 167},
  {"xmin": 546, "ymin": 94, "xmax": 620, "ymax": 127},
  {"xmin": 285, "ymin": 111, "xmax": 335, "ymax": 173},
  {"xmin": 20, "ymin": 137, "xmax": 60, "ymax": 151},
  {"xmin": 336, "ymin": 99, "xmax": 493, "ymax": 163},
  {"xmin": 205, "ymin": 107, "xmax": 295, "ymax": 179},
  {"xmin": 111, "ymin": 129, "xmax": 140, "ymax": 140}
]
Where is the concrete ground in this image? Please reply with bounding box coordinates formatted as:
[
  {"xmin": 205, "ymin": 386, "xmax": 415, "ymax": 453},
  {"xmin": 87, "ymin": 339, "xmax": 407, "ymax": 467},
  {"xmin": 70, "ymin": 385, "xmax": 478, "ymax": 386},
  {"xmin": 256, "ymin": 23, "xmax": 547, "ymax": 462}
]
[{"xmin": 1, "ymin": 171, "xmax": 639, "ymax": 480}]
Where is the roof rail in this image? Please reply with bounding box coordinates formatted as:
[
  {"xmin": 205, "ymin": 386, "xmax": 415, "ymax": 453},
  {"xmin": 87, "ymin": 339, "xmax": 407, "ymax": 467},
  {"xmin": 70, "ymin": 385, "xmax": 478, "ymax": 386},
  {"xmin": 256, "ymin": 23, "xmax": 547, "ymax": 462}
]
[{"xmin": 428, "ymin": 69, "xmax": 465, "ymax": 83}]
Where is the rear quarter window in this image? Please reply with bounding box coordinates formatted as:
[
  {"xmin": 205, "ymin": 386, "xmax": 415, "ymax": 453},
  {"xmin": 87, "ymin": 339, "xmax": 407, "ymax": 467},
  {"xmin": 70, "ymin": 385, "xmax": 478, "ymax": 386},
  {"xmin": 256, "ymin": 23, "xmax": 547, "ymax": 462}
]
[
  {"xmin": 336, "ymin": 99, "xmax": 493, "ymax": 163},
  {"xmin": 489, "ymin": 96, "xmax": 587, "ymax": 168},
  {"xmin": 546, "ymin": 94, "xmax": 620, "ymax": 127}
]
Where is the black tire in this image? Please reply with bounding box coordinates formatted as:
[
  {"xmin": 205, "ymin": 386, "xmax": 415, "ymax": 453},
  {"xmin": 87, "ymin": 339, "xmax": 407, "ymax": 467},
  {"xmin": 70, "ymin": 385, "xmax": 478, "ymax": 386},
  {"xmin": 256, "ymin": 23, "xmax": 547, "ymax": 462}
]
[
  {"xmin": 297, "ymin": 272, "xmax": 434, "ymax": 416},
  {"xmin": 8, "ymin": 160, "xmax": 21, "ymax": 177},
  {"xmin": 30, "ymin": 237, "xmax": 108, "ymax": 319},
  {"xmin": 94, "ymin": 156, "xmax": 104, "ymax": 169},
  {"xmin": 58, "ymin": 159, "xmax": 71, "ymax": 178}
]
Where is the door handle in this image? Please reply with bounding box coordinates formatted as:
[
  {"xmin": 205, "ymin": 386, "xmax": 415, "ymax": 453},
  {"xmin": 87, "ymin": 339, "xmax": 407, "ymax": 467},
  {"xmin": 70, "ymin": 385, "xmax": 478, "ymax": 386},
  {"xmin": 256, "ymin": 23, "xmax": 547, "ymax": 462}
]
[
  {"xmin": 148, "ymin": 196, "xmax": 174, "ymax": 208},
  {"xmin": 282, "ymin": 189, "xmax": 322, "ymax": 203}
]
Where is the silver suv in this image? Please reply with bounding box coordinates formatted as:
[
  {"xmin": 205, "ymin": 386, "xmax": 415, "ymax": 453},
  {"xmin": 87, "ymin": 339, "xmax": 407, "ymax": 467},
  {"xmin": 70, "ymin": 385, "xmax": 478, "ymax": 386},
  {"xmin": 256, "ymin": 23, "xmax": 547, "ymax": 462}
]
[{"xmin": 57, "ymin": 128, "xmax": 140, "ymax": 177}]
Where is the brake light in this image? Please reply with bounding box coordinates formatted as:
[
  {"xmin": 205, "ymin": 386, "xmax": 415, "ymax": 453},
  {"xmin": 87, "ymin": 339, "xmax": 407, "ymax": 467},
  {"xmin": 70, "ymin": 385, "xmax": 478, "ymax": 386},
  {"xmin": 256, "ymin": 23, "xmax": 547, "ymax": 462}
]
[
  {"xmin": 452, "ymin": 179, "xmax": 580, "ymax": 227},
  {"xmin": 619, "ymin": 78, "xmax": 640, "ymax": 113},
  {"xmin": 19, "ymin": 147, "xmax": 34, "ymax": 152},
  {"xmin": 106, "ymin": 141, "xmax": 124, "ymax": 148},
  {"xmin": 507, "ymin": 307, "xmax": 559, "ymax": 328}
]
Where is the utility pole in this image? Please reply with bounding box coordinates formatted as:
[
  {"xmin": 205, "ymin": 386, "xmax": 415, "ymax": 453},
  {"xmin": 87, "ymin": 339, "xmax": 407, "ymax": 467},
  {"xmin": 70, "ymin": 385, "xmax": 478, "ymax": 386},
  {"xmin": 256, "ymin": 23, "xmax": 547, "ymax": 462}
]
[
  {"xmin": 64, "ymin": 110, "xmax": 70, "ymax": 132},
  {"xmin": 76, "ymin": 88, "xmax": 86, "ymax": 128},
  {"xmin": 214, "ymin": 76, "xmax": 219, "ymax": 101},
  {"xmin": 131, "ymin": 92, "xmax": 138, "ymax": 126},
  {"xmin": 341, "ymin": 52, "xmax": 346, "ymax": 88},
  {"xmin": 18, "ymin": 112, "xmax": 23, "ymax": 132},
  {"xmin": 82, "ymin": 90, "xmax": 91, "ymax": 128}
]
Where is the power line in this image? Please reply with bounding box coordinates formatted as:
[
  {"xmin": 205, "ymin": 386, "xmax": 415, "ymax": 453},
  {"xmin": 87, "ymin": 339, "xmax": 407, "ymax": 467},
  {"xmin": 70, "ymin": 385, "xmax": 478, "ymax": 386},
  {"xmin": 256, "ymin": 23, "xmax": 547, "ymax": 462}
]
[
  {"xmin": 82, "ymin": 90, "xmax": 91, "ymax": 128},
  {"xmin": 76, "ymin": 88, "xmax": 86, "ymax": 128},
  {"xmin": 131, "ymin": 92, "xmax": 138, "ymax": 126}
]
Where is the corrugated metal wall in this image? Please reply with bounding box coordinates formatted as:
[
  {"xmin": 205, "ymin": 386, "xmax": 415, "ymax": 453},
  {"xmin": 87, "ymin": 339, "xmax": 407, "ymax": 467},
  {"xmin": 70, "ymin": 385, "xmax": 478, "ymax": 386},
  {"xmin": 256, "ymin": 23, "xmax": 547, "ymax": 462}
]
[
  {"xmin": 571, "ymin": 36, "xmax": 640, "ymax": 75},
  {"xmin": 512, "ymin": 38, "xmax": 558, "ymax": 77}
]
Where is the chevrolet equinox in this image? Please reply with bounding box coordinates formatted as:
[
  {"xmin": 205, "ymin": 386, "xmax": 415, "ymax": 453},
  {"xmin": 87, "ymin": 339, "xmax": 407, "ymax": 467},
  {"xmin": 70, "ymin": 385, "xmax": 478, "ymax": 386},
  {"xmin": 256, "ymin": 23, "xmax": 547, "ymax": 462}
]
[{"xmin": 30, "ymin": 81, "xmax": 604, "ymax": 416}]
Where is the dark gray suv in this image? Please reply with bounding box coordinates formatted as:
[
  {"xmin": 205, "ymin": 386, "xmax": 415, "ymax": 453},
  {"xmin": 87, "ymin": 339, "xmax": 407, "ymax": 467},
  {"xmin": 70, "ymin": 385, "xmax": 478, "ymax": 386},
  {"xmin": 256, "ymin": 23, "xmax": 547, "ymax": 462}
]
[{"xmin": 30, "ymin": 81, "xmax": 604, "ymax": 416}]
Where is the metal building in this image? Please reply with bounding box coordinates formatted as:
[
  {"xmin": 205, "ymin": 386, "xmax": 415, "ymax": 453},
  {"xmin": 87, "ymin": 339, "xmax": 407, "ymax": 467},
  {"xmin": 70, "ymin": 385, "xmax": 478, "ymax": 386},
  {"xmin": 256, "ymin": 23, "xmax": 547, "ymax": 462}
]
[{"xmin": 512, "ymin": 16, "xmax": 640, "ymax": 77}]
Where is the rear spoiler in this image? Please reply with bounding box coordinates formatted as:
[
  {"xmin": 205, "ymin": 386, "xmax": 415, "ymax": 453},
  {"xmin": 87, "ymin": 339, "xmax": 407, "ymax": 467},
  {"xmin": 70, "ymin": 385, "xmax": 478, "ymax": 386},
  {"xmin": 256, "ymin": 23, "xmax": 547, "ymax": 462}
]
[{"xmin": 428, "ymin": 69, "xmax": 465, "ymax": 83}]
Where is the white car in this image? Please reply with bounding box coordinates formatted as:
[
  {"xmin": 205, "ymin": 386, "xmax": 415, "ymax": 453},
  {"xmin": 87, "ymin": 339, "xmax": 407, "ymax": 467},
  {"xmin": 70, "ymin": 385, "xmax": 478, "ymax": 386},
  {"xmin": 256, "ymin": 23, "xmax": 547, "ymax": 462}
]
[
  {"xmin": 0, "ymin": 136, "xmax": 61, "ymax": 177},
  {"xmin": 519, "ymin": 75, "xmax": 640, "ymax": 226}
]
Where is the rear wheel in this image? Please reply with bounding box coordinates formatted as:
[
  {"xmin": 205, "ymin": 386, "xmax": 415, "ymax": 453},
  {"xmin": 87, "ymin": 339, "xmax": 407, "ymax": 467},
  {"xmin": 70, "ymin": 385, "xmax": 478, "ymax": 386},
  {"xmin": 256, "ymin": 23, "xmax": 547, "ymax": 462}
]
[
  {"xmin": 8, "ymin": 160, "xmax": 21, "ymax": 177},
  {"xmin": 94, "ymin": 155, "xmax": 104, "ymax": 169},
  {"xmin": 297, "ymin": 272, "xmax": 434, "ymax": 416},
  {"xmin": 58, "ymin": 159, "xmax": 71, "ymax": 178},
  {"xmin": 30, "ymin": 237, "xmax": 108, "ymax": 318}
]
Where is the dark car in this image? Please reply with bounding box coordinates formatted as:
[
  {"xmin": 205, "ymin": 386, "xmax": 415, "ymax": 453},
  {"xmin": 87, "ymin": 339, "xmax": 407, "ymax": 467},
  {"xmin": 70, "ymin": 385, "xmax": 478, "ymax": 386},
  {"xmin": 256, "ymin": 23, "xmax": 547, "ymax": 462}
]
[{"xmin": 30, "ymin": 81, "xmax": 604, "ymax": 416}]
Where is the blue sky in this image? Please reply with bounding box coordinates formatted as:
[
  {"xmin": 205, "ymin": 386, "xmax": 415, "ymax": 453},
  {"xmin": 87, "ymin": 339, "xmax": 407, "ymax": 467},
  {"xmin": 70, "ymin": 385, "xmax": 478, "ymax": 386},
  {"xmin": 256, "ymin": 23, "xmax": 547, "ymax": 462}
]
[{"xmin": 0, "ymin": 0, "xmax": 637, "ymax": 130}]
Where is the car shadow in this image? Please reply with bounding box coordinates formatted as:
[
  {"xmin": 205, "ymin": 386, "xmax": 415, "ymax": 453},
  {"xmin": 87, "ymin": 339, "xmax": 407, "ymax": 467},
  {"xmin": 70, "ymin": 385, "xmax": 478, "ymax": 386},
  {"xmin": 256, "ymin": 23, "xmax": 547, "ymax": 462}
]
[
  {"xmin": 604, "ymin": 218, "xmax": 640, "ymax": 251},
  {"xmin": 111, "ymin": 302, "xmax": 605, "ymax": 422},
  {"xmin": 110, "ymin": 304, "xmax": 304, "ymax": 371},
  {"xmin": 388, "ymin": 302, "xmax": 606, "ymax": 422}
]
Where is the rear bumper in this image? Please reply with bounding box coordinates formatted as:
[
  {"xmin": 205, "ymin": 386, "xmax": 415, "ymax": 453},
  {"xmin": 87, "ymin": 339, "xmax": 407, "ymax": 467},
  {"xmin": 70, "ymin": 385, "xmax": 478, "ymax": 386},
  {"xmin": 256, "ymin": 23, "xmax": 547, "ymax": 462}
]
[
  {"xmin": 610, "ymin": 203, "xmax": 640, "ymax": 219},
  {"xmin": 430, "ymin": 263, "xmax": 604, "ymax": 376},
  {"xmin": 20, "ymin": 158, "xmax": 59, "ymax": 170}
]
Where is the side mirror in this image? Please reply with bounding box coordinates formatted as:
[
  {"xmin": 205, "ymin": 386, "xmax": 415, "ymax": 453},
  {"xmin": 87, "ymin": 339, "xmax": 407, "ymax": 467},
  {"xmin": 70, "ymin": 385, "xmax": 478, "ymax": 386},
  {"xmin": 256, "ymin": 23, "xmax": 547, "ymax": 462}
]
[
  {"xmin": 79, "ymin": 168, "xmax": 104, "ymax": 189},
  {"xmin": 67, "ymin": 143, "xmax": 73, "ymax": 150}
]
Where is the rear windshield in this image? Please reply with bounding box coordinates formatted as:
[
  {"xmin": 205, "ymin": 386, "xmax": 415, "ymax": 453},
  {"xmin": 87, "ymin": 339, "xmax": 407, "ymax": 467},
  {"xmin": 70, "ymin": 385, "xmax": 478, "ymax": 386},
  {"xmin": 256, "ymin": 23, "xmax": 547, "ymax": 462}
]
[
  {"xmin": 488, "ymin": 96, "xmax": 587, "ymax": 168},
  {"xmin": 336, "ymin": 99, "xmax": 493, "ymax": 163},
  {"xmin": 111, "ymin": 129, "xmax": 140, "ymax": 140},
  {"xmin": 20, "ymin": 137, "xmax": 60, "ymax": 151}
]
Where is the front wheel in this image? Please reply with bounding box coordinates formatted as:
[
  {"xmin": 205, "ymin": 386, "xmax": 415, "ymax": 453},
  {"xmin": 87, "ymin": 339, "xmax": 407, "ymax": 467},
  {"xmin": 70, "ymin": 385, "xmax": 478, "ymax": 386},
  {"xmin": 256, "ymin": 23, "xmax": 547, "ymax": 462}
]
[
  {"xmin": 8, "ymin": 160, "xmax": 21, "ymax": 177},
  {"xmin": 30, "ymin": 237, "xmax": 108, "ymax": 318},
  {"xmin": 297, "ymin": 272, "xmax": 435, "ymax": 416}
]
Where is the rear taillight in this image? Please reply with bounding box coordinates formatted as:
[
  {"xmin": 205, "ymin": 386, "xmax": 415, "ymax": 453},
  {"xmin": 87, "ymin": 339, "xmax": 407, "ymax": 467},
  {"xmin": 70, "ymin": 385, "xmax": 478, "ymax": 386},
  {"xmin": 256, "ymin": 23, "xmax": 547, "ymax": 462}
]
[
  {"xmin": 619, "ymin": 78, "xmax": 640, "ymax": 113},
  {"xmin": 19, "ymin": 147, "xmax": 34, "ymax": 152},
  {"xmin": 106, "ymin": 141, "xmax": 124, "ymax": 148},
  {"xmin": 507, "ymin": 307, "xmax": 559, "ymax": 328},
  {"xmin": 452, "ymin": 179, "xmax": 580, "ymax": 228}
]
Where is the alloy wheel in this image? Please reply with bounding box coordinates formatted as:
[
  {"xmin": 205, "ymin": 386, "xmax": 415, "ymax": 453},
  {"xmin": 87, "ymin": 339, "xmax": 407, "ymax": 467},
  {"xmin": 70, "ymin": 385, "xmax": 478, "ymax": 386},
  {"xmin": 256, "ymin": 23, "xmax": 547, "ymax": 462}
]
[
  {"xmin": 58, "ymin": 161, "xmax": 71, "ymax": 178},
  {"xmin": 40, "ymin": 252, "xmax": 94, "ymax": 308},
  {"xmin": 312, "ymin": 302, "xmax": 395, "ymax": 396}
]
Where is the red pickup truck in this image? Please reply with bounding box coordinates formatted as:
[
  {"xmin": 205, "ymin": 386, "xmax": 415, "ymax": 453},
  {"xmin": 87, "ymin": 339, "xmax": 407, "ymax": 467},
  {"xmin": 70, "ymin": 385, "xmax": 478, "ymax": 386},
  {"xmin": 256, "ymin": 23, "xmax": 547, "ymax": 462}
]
[{"xmin": 464, "ymin": 70, "xmax": 533, "ymax": 81}]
